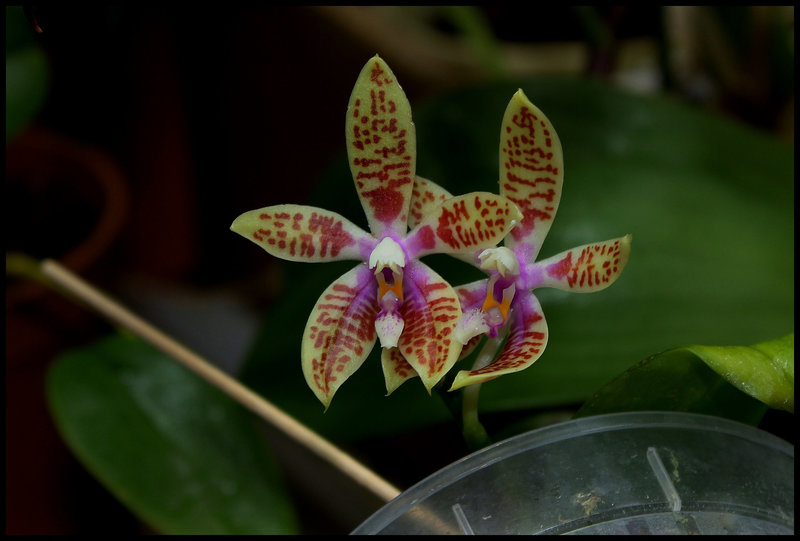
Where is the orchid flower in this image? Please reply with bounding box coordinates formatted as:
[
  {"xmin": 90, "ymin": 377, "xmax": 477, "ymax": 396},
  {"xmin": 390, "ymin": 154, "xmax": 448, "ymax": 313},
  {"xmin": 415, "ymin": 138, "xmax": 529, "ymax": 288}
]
[
  {"xmin": 231, "ymin": 55, "xmax": 522, "ymax": 408},
  {"xmin": 391, "ymin": 89, "xmax": 632, "ymax": 392}
]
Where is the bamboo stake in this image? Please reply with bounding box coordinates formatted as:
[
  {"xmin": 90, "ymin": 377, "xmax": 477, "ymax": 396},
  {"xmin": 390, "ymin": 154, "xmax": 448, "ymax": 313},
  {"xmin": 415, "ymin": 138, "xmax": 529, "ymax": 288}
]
[{"xmin": 41, "ymin": 259, "xmax": 402, "ymax": 503}]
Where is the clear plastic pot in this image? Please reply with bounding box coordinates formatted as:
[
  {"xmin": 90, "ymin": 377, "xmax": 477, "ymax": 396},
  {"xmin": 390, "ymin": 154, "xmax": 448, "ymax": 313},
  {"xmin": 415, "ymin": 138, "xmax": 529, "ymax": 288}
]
[{"xmin": 352, "ymin": 411, "xmax": 793, "ymax": 535}]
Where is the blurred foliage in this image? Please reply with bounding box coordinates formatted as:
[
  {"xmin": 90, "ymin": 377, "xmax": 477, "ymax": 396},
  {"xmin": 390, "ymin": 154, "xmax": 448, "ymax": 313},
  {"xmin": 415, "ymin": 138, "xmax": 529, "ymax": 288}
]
[
  {"xmin": 667, "ymin": 6, "xmax": 794, "ymax": 136},
  {"xmin": 5, "ymin": 5, "xmax": 50, "ymax": 141},
  {"xmin": 47, "ymin": 334, "xmax": 299, "ymax": 534}
]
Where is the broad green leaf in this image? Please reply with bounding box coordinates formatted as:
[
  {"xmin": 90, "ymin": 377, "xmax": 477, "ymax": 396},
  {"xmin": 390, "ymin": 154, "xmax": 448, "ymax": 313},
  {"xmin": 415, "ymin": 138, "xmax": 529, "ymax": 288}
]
[
  {"xmin": 573, "ymin": 348, "xmax": 769, "ymax": 425},
  {"xmin": 685, "ymin": 333, "xmax": 793, "ymax": 412},
  {"xmin": 46, "ymin": 333, "xmax": 299, "ymax": 534},
  {"xmin": 239, "ymin": 76, "xmax": 792, "ymax": 442}
]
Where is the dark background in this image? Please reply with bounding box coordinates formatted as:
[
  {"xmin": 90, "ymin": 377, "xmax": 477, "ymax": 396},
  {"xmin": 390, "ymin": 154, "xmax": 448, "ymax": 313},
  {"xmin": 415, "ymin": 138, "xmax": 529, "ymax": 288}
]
[{"xmin": 6, "ymin": 5, "xmax": 794, "ymax": 534}]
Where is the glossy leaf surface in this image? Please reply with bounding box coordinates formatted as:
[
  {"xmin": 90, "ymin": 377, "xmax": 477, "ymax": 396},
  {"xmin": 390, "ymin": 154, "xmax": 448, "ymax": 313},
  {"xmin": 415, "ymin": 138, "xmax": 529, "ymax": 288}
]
[
  {"xmin": 47, "ymin": 334, "xmax": 299, "ymax": 534},
  {"xmin": 686, "ymin": 333, "xmax": 793, "ymax": 412},
  {"xmin": 573, "ymin": 347, "xmax": 771, "ymax": 425}
]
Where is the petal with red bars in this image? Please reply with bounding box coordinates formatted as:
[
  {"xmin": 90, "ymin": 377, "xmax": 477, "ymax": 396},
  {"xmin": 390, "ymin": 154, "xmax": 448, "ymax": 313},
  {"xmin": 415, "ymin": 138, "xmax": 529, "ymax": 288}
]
[
  {"xmin": 381, "ymin": 347, "xmax": 418, "ymax": 395},
  {"xmin": 499, "ymin": 90, "xmax": 564, "ymax": 263},
  {"xmin": 404, "ymin": 192, "xmax": 522, "ymax": 259},
  {"xmin": 301, "ymin": 263, "xmax": 379, "ymax": 409},
  {"xmin": 231, "ymin": 204, "xmax": 374, "ymax": 263},
  {"xmin": 346, "ymin": 55, "xmax": 416, "ymax": 238},
  {"xmin": 449, "ymin": 292, "xmax": 548, "ymax": 390},
  {"xmin": 408, "ymin": 175, "xmax": 453, "ymax": 229},
  {"xmin": 397, "ymin": 260, "xmax": 463, "ymax": 392},
  {"xmin": 533, "ymin": 234, "xmax": 632, "ymax": 293}
]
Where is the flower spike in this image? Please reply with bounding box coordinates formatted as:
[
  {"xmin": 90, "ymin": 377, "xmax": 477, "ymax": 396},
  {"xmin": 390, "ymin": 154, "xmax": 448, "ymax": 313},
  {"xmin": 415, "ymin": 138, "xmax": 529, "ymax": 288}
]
[
  {"xmin": 232, "ymin": 55, "xmax": 521, "ymax": 407},
  {"xmin": 403, "ymin": 89, "xmax": 631, "ymax": 391}
]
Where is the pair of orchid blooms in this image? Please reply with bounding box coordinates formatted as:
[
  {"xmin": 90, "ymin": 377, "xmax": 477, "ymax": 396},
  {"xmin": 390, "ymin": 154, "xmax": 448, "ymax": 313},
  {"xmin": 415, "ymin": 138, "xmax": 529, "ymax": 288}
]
[{"xmin": 232, "ymin": 56, "xmax": 631, "ymax": 409}]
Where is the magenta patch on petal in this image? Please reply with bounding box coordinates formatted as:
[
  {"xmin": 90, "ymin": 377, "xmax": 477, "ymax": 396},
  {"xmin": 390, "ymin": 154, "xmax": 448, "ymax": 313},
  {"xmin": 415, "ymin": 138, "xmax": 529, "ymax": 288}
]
[
  {"xmin": 546, "ymin": 252, "xmax": 572, "ymax": 279},
  {"xmin": 363, "ymin": 185, "xmax": 406, "ymax": 224},
  {"xmin": 416, "ymin": 225, "xmax": 436, "ymax": 250}
]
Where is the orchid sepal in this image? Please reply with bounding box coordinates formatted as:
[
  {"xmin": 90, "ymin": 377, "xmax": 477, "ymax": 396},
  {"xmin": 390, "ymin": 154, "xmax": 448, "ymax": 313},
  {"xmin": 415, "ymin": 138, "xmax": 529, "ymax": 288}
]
[
  {"xmin": 531, "ymin": 234, "xmax": 632, "ymax": 292},
  {"xmin": 396, "ymin": 260, "xmax": 463, "ymax": 393},
  {"xmin": 499, "ymin": 89, "xmax": 564, "ymax": 263},
  {"xmin": 404, "ymin": 192, "xmax": 523, "ymax": 259},
  {"xmin": 381, "ymin": 347, "xmax": 418, "ymax": 395},
  {"xmin": 230, "ymin": 204, "xmax": 375, "ymax": 263},
  {"xmin": 301, "ymin": 263, "xmax": 378, "ymax": 410},
  {"xmin": 346, "ymin": 55, "xmax": 416, "ymax": 239},
  {"xmin": 409, "ymin": 176, "xmax": 454, "ymax": 228},
  {"xmin": 449, "ymin": 293, "xmax": 548, "ymax": 391}
]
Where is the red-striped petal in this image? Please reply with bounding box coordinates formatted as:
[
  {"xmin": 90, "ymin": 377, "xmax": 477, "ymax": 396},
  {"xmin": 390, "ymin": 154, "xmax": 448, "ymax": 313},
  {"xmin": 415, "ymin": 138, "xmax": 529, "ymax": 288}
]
[
  {"xmin": 397, "ymin": 260, "xmax": 463, "ymax": 392},
  {"xmin": 449, "ymin": 292, "xmax": 548, "ymax": 390},
  {"xmin": 499, "ymin": 90, "xmax": 564, "ymax": 263},
  {"xmin": 301, "ymin": 263, "xmax": 378, "ymax": 408},
  {"xmin": 408, "ymin": 175, "xmax": 453, "ymax": 229},
  {"xmin": 404, "ymin": 192, "xmax": 522, "ymax": 258},
  {"xmin": 533, "ymin": 234, "xmax": 632, "ymax": 292},
  {"xmin": 380, "ymin": 347, "xmax": 418, "ymax": 395},
  {"xmin": 346, "ymin": 55, "xmax": 416, "ymax": 238},
  {"xmin": 231, "ymin": 204, "xmax": 374, "ymax": 263}
]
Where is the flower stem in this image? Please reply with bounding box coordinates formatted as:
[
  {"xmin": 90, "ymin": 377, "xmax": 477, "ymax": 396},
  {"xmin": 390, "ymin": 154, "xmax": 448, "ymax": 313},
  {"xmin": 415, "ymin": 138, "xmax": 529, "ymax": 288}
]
[{"xmin": 460, "ymin": 324, "xmax": 509, "ymax": 451}]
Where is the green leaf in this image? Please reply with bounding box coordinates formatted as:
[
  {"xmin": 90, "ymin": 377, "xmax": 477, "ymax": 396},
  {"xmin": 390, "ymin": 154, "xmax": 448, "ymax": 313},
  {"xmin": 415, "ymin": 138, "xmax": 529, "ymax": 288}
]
[
  {"xmin": 685, "ymin": 333, "xmax": 794, "ymax": 412},
  {"xmin": 573, "ymin": 348, "xmax": 769, "ymax": 425},
  {"xmin": 5, "ymin": 46, "xmax": 50, "ymax": 140},
  {"xmin": 46, "ymin": 333, "xmax": 299, "ymax": 534},
  {"xmin": 5, "ymin": 7, "xmax": 50, "ymax": 141},
  {"xmin": 239, "ymin": 76, "xmax": 793, "ymax": 441}
]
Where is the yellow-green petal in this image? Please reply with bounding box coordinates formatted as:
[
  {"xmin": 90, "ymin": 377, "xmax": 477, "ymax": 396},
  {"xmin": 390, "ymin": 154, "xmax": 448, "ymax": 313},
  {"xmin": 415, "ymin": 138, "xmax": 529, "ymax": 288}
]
[
  {"xmin": 404, "ymin": 192, "xmax": 522, "ymax": 258},
  {"xmin": 230, "ymin": 204, "xmax": 374, "ymax": 263},
  {"xmin": 499, "ymin": 89, "xmax": 564, "ymax": 263},
  {"xmin": 450, "ymin": 292, "xmax": 548, "ymax": 391},
  {"xmin": 397, "ymin": 260, "xmax": 463, "ymax": 393},
  {"xmin": 345, "ymin": 55, "xmax": 416, "ymax": 238},
  {"xmin": 301, "ymin": 264, "xmax": 378, "ymax": 409},
  {"xmin": 533, "ymin": 234, "xmax": 632, "ymax": 292},
  {"xmin": 380, "ymin": 347, "xmax": 418, "ymax": 395},
  {"xmin": 408, "ymin": 175, "xmax": 453, "ymax": 229}
]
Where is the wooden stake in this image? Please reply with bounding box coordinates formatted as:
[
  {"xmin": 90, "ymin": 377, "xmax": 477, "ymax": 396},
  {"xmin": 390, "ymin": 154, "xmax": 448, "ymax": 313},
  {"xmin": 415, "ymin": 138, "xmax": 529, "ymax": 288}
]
[{"xmin": 40, "ymin": 259, "xmax": 402, "ymax": 503}]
